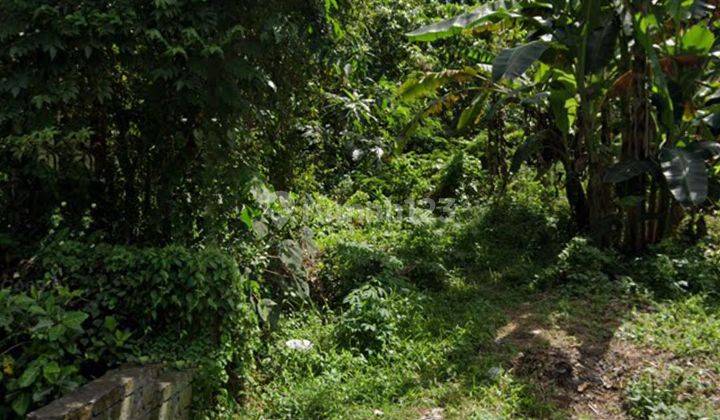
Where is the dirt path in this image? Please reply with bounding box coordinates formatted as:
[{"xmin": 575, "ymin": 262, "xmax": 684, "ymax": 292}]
[{"xmin": 493, "ymin": 293, "xmax": 653, "ymax": 419}]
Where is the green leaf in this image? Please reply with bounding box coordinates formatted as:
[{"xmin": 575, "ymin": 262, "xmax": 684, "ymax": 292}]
[
  {"xmin": 549, "ymin": 88, "xmax": 577, "ymax": 134},
  {"xmin": 240, "ymin": 206, "xmax": 253, "ymax": 230},
  {"xmin": 31, "ymin": 318, "xmax": 54, "ymax": 332},
  {"xmin": 257, "ymin": 298, "xmax": 280, "ymax": 330},
  {"xmin": 43, "ymin": 361, "xmax": 61, "ymax": 384},
  {"xmin": 103, "ymin": 316, "xmax": 118, "ymax": 331},
  {"xmin": 11, "ymin": 392, "xmax": 30, "ymax": 415},
  {"xmin": 61, "ymin": 311, "xmax": 88, "ymax": 330},
  {"xmin": 603, "ymin": 159, "xmax": 657, "ymax": 183},
  {"xmin": 48, "ymin": 324, "xmax": 66, "ymax": 341},
  {"xmin": 407, "ymin": 0, "xmax": 519, "ymax": 42},
  {"xmin": 703, "ymin": 113, "xmax": 720, "ymax": 136},
  {"xmin": 492, "ymin": 41, "xmax": 550, "ymax": 81},
  {"xmin": 18, "ymin": 364, "xmax": 40, "ymax": 388},
  {"xmin": 680, "ymin": 24, "xmax": 715, "ymax": 54},
  {"xmin": 398, "ymin": 69, "xmax": 477, "ymax": 102},
  {"xmin": 660, "ymin": 147, "xmax": 709, "ymax": 206},
  {"xmin": 457, "ymin": 94, "xmax": 487, "ymax": 130}
]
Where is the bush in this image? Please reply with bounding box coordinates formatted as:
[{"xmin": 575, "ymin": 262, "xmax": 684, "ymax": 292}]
[
  {"xmin": 0, "ymin": 287, "xmax": 131, "ymax": 417},
  {"xmin": 317, "ymin": 242, "xmax": 403, "ymax": 304},
  {"xmin": 449, "ymin": 201, "xmax": 563, "ymax": 273},
  {"xmin": 397, "ymin": 223, "xmax": 449, "ymax": 291},
  {"xmin": 534, "ymin": 237, "xmax": 619, "ymax": 289},
  {"xmin": 334, "ymin": 282, "xmax": 400, "ymax": 355},
  {"xmin": 625, "ymin": 367, "xmax": 711, "ymax": 419},
  {"xmin": 632, "ymin": 241, "xmax": 720, "ymax": 297},
  {"xmin": 12, "ymin": 241, "xmax": 259, "ymax": 415},
  {"xmin": 432, "ymin": 151, "xmax": 486, "ymax": 202}
]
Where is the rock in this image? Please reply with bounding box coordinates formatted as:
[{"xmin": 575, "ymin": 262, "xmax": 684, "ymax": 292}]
[
  {"xmin": 419, "ymin": 407, "xmax": 444, "ymax": 420},
  {"xmin": 487, "ymin": 366, "xmax": 502, "ymax": 379},
  {"xmin": 285, "ymin": 339, "xmax": 313, "ymax": 351}
]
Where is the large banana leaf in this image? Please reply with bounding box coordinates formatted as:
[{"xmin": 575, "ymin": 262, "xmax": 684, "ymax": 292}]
[
  {"xmin": 399, "ymin": 92, "xmax": 461, "ymax": 141},
  {"xmin": 510, "ymin": 132, "xmax": 545, "ymax": 173},
  {"xmin": 603, "ymin": 159, "xmax": 657, "ymax": 183},
  {"xmin": 406, "ymin": 0, "xmax": 519, "ymax": 42},
  {"xmin": 492, "ymin": 41, "xmax": 550, "ymax": 81},
  {"xmin": 398, "ymin": 68, "xmax": 478, "ymax": 101},
  {"xmin": 457, "ymin": 93, "xmax": 488, "ymax": 130},
  {"xmin": 660, "ymin": 147, "xmax": 709, "ymax": 206},
  {"xmin": 585, "ymin": 17, "xmax": 620, "ymax": 74}
]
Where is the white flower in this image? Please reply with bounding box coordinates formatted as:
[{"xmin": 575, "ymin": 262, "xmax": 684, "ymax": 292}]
[
  {"xmin": 370, "ymin": 146, "xmax": 384, "ymax": 159},
  {"xmin": 352, "ymin": 149, "xmax": 363, "ymax": 161}
]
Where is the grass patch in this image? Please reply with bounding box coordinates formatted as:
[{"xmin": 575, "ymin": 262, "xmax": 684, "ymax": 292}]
[{"xmin": 621, "ymin": 295, "xmax": 720, "ymax": 358}]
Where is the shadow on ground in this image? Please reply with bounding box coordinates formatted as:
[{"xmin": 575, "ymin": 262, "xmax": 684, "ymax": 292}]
[{"xmin": 411, "ymin": 272, "xmax": 647, "ymax": 419}]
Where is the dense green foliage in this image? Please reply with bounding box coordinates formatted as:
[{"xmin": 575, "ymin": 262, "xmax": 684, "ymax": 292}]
[
  {"xmin": 1, "ymin": 0, "xmax": 720, "ymax": 418},
  {"xmin": 2, "ymin": 243, "xmax": 257, "ymax": 416},
  {"xmin": 403, "ymin": 0, "xmax": 720, "ymax": 250}
]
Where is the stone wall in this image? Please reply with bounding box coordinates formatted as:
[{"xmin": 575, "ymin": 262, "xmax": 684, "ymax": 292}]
[{"xmin": 26, "ymin": 366, "xmax": 192, "ymax": 420}]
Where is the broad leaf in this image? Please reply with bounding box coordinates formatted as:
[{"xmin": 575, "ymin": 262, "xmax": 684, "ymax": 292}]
[
  {"xmin": 12, "ymin": 393, "xmax": 30, "ymax": 415},
  {"xmin": 43, "ymin": 361, "xmax": 61, "ymax": 384},
  {"xmin": 407, "ymin": 0, "xmax": 519, "ymax": 42},
  {"xmin": 61, "ymin": 311, "xmax": 88, "ymax": 330},
  {"xmin": 398, "ymin": 68, "xmax": 478, "ymax": 101},
  {"xmin": 510, "ymin": 135, "xmax": 542, "ymax": 173},
  {"xmin": 603, "ymin": 159, "xmax": 656, "ymax": 183},
  {"xmin": 660, "ymin": 147, "xmax": 709, "ymax": 206},
  {"xmin": 680, "ymin": 24, "xmax": 715, "ymax": 55},
  {"xmin": 399, "ymin": 92, "xmax": 461, "ymax": 141},
  {"xmin": 492, "ymin": 41, "xmax": 550, "ymax": 81},
  {"xmin": 457, "ymin": 94, "xmax": 487, "ymax": 130},
  {"xmin": 586, "ymin": 18, "xmax": 620, "ymax": 74},
  {"xmin": 549, "ymin": 88, "xmax": 577, "ymax": 134},
  {"xmin": 703, "ymin": 113, "xmax": 720, "ymax": 136},
  {"xmin": 257, "ymin": 298, "xmax": 280, "ymax": 329},
  {"xmin": 18, "ymin": 364, "xmax": 40, "ymax": 388}
]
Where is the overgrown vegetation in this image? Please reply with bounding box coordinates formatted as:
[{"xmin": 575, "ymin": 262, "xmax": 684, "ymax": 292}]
[{"xmin": 1, "ymin": 0, "xmax": 719, "ymax": 418}]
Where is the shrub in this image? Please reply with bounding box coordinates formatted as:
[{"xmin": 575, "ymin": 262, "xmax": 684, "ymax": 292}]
[
  {"xmin": 397, "ymin": 223, "xmax": 449, "ymax": 291},
  {"xmin": 317, "ymin": 242, "xmax": 403, "ymax": 304},
  {"xmin": 625, "ymin": 367, "xmax": 711, "ymax": 419},
  {"xmin": 632, "ymin": 241, "xmax": 720, "ymax": 297},
  {"xmin": 16, "ymin": 240, "xmax": 259, "ymax": 415},
  {"xmin": 534, "ymin": 237, "xmax": 619, "ymax": 289},
  {"xmin": 334, "ymin": 282, "xmax": 400, "ymax": 355},
  {"xmin": 432, "ymin": 151, "xmax": 486, "ymax": 202},
  {"xmin": 0, "ymin": 287, "xmax": 131, "ymax": 417},
  {"xmin": 449, "ymin": 201, "xmax": 563, "ymax": 273}
]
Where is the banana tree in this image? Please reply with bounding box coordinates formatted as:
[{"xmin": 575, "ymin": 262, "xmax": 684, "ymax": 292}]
[
  {"xmin": 403, "ymin": 0, "xmax": 719, "ymax": 249},
  {"xmin": 602, "ymin": 0, "xmax": 719, "ymax": 248}
]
